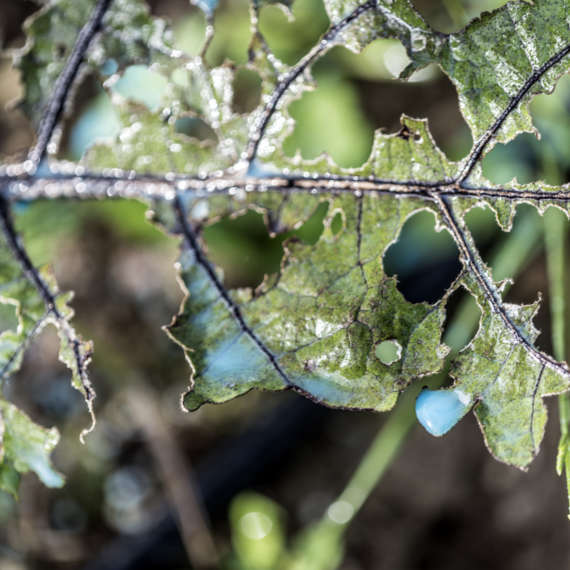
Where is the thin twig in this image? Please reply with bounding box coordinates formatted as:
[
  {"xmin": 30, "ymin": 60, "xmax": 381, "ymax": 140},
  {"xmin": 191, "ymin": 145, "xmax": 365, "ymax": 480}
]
[
  {"xmin": 127, "ymin": 386, "xmax": 218, "ymax": 569},
  {"xmin": 456, "ymin": 43, "xmax": 570, "ymax": 184},
  {"xmin": 26, "ymin": 0, "xmax": 114, "ymax": 171},
  {"xmin": 0, "ymin": 194, "xmax": 95, "ymax": 439}
]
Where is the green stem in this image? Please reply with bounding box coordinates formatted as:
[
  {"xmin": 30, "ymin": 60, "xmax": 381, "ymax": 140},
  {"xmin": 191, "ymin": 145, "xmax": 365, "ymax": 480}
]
[
  {"xmin": 544, "ymin": 207, "xmax": 569, "ymax": 515},
  {"xmin": 544, "ymin": 212, "xmax": 566, "ymax": 362},
  {"xmin": 331, "ymin": 385, "xmax": 418, "ymax": 529},
  {"xmin": 541, "ymin": 149, "xmax": 570, "ymax": 518}
]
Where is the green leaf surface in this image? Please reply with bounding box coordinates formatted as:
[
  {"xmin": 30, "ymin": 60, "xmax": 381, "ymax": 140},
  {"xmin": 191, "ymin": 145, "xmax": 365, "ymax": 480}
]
[
  {"xmin": 5, "ymin": 0, "xmax": 570, "ymax": 478},
  {"xmin": 92, "ymin": 0, "xmax": 569, "ymax": 468},
  {"xmin": 15, "ymin": 0, "xmax": 174, "ymax": 126},
  {"xmin": 438, "ymin": 0, "xmax": 570, "ymax": 148},
  {"xmin": 0, "ymin": 217, "xmax": 93, "ymax": 493}
]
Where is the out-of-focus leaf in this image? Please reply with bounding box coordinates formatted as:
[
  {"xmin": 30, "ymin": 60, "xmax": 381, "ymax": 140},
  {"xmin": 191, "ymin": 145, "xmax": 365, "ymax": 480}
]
[{"xmin": 0, "ymin": 399, "xmax": 63, "ymax": 495}]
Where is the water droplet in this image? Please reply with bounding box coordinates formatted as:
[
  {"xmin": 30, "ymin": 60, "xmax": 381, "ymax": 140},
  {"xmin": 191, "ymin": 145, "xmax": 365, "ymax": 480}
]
[{"xmin": 415, "ymin": 388, "xmax": 471, "ymax": 437}]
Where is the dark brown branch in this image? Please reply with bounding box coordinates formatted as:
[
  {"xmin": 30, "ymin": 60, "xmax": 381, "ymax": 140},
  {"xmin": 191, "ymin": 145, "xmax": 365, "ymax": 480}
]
[{"xmin": 3, "ymin": 168, "xmax": 570, "ymax": 205}]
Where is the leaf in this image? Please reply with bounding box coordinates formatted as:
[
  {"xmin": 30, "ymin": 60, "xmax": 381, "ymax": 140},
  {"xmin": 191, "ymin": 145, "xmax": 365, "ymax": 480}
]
[
  {"xmin": 437, "ymin": 0, "xmax": 570, "ymax": 147},
  {"xmin": 449, "ymin": 291, "xmax": 565, "ymax": 468},
  {"xmin": 0, "ymin": 398, "xmax": 64, "ymax": 495},
  {"xmin": 167, "ymin": 194, "xmax": 450, "ymax": 410},
  {"xmin": 3, "ymin": 0, "xmax": 570, "ymax": 478},
  {"xmin": 14, "ymin": 0, "xmax": 175, "ymax": 127},
  {"xmin": 88, "ymin": 61, "xmax": 248, "ymax": 174},
  {"xmin": 0, "ymin": 205, "xmax": 94, "ymax": 493}
]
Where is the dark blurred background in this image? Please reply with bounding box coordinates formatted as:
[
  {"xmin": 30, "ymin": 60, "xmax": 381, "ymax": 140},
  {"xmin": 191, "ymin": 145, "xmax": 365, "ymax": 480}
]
[{"xmin": 0, "ymin": 0, "xmax": 569, "ymax": 568}]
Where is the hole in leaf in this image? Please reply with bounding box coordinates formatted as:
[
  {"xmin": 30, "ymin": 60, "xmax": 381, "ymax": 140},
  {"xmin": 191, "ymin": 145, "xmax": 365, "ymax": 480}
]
[
  {"xmin": 466, "ymin": 204, "xmax": 543, "ymax": 291},
  {"xmin": 112, "ymin": 66, "xmax": 169, "ymax": 111},
  {"xmin": 202, "ymin": 210, "xmax": 284, "ymax": 289},
  {"xmin": 482, "ymin": 74, "xmax": 570, "ymax": 185},
  {"xmin": 442, "ymin": 287, "xmax": 481, "ymax": 352},
  {"xmin": 7, "ymin": 325, "xmax": 83, "ymax": 424},
  {"xmin": 59, "ymin": 74, "xmax": 120, "ymax": 161},
  {"xmin": 384, "ymin": 211, "xmax": 461, "ymax": 304},
  {"xmin": 283, "ymin": 77, "xmax": 374, "ymax": 168},
  {"xmin": 330, "ymin": 211, "xmax": 343, "ymax": 236},
  {"xmin": 312, "ymin": 40, "xmax": 472, "ymax": 160},
  {"xmin": 464, "ymin": 205, "xmax": 501, "ymax": 260},
  {"xmin": 205, "ymin": 0, "xmax": 252, "ymax": 66},
  {"xmin": 174, "ymin": 116, "xmax": 218, "ymax": 143},
  {"xmin": 0, "ymin": 1, "xmax": 37, "ymax": 49},
  {"xmin": 464, "ymin": 204, "xmax": 561, "ymax": 354},
  {"xmin": 151, "ymin": 0, "xmax": 207, "ymax": 57},
  {"xmin": 55, "ymin": 43, "xmax": 67, "ymax": 59},
  {"xmin": 148, "ymin": 0, "xmax": 194, "ymax": 19},
  {"xmin": 259, "ymin": 0, "xmax": 328, "ymax": 64},
  {"xmin": 375, "ymin": 340, "xmax": 402, "ymax": 365},
  {"xmin": 411, "ymin": 0, "xmax": 509, "ymax": 33},
  {"xmin": 482, "ymin": 134, "xmax": 542, "ymax": 185},
  {"xmin": 293, "ymin": 201, "xmax": 329, "ymax": 245},
  {"xmin": 66, "ymin": 92, "xmax": 121, "ymax": 160},
  {"xmin": 173, "ymin": 11, "xmax": 207, "ymax": 56},
  {"xmin": 201, "ymin": 202, "xmax": 329, "ymax": 289},
  {"xmin": 232, "ymin": 68, "xmax": 262, "ymax": 114}
]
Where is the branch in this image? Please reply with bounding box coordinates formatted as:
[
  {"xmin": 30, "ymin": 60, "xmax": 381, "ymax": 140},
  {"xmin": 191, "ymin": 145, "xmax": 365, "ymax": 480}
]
[
  {"xmin": 0, "ymin": 193, "xmax": 95, "ymax": 438},
  {"xmin": 2, "ymin": 167, "xmax": 570, "ymax": 205},
  {"xmin": 127, "ymin": 386, "xmax": 218, "ymax": 569},
  {"xmin": 26, "ymin": 0, "xmax": 114, "ymax": 172}
]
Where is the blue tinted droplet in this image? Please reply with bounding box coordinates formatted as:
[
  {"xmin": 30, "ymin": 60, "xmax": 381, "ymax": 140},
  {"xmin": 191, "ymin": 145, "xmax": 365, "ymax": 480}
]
[
  {"xmin": 194, "ymin": 0, "xmax": 218, "ymax": 15},
  {"xmin": 415, "ymin": 388, "xmax": 471, "ymax": 437},
  {"xmin": 101, "ymin": 58, "xmax": 118, "ymax": 76}
]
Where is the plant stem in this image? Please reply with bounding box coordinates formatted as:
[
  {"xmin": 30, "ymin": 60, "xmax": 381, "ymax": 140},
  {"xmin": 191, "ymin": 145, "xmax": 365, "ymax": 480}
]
[
  {"xmin": 543, "ymin": 207, "xmax": 566, "ymax": 360},
  {"xmin": 540, "ymin": 144, "xmax": 570, "ymax": 518},
  {"xmin": 544, "ymin": 206, "xmax": 570, "ymax": 517},
  {"xmin": 128, "ymin": 387, "xmax": 219, "ymax": 568},
  {"xmin": 331, "ymin": 385, "xmax": 418, "ymax": 529}
]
